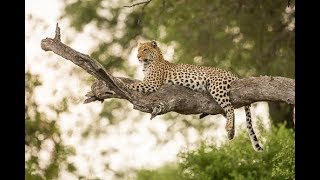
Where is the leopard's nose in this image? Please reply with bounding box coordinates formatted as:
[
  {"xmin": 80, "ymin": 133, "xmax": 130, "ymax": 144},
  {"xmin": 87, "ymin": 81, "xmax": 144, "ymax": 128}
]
[{"xmin": 137, "ymin": 55, "xmax": 141, "ymax": 60}]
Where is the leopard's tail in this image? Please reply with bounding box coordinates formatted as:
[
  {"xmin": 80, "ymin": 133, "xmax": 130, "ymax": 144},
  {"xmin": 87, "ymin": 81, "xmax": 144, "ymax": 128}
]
[{"xmin": 244, "ymin": 105, "xmax": 263, "ymax": 152}]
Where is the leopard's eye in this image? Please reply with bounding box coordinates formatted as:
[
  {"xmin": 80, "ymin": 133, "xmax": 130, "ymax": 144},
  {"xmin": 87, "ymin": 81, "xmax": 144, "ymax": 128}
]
[{"xmin": 143, "ymin": 49, "xmax": 147, "ymax": 51}]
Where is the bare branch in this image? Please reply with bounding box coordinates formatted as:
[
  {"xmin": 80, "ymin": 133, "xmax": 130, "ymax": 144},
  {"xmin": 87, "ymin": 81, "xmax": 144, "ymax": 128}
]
[
  {"xmin": 41, "ymin": 24, "xmax": 295, "ymax": 120},
  {"xmin": 124, "ymin": 0, "xmax": 152, "ymax": 8}
]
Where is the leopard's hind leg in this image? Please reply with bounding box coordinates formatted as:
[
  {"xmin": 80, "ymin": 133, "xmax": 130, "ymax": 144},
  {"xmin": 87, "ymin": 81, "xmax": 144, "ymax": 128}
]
[{"xmin": 207, "ymin": 80, "xmax": 235, "ymax": 139}]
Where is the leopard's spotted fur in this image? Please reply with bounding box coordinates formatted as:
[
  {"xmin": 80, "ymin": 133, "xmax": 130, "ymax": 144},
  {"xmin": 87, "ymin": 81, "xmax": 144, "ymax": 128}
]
[{"xmin": 127, "ymin": 40, "xmax": 263, "ymax": 151}]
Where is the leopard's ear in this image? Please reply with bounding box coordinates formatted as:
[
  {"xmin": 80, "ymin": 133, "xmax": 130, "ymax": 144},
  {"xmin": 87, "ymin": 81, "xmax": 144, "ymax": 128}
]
[{"xmin": 151, "ymin": 40, "xmax": 157, "ymax": 48}]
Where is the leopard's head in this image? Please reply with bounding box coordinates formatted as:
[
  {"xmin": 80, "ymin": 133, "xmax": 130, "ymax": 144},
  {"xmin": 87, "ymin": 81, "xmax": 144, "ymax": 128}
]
[{"xmin": 137, "ymin": 40, "xmax": 163, "ymax": 64}]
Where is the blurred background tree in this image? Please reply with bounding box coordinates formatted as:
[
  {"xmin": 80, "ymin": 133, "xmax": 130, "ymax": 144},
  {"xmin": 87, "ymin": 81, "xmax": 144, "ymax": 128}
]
[
  {"xmin": 62, "ymin": 0, "xmax": 295, "ymax": 127},
  {"xmin": 25, "ymin": 71, "xmax": 77, "ymax": 179}
]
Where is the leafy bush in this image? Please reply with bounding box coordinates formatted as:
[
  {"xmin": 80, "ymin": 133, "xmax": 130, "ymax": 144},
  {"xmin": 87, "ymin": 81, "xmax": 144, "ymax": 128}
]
[
  {"xmin": 136, "ymin": 123, "xmax": 294, "ymax": 180},
  {"xmin": 137, "ymin": 165, "xmax": 182, "ymax": 180}
]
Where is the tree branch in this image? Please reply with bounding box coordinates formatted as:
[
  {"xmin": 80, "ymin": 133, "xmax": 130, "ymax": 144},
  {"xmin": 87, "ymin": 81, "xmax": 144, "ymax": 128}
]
[
  {"xmin": 124, "ymin": 0, "xmax": 152, "ymax": 8},
  {"xmin": 41, "ymin": 24, "xmax": 295, "ymax": 120}
]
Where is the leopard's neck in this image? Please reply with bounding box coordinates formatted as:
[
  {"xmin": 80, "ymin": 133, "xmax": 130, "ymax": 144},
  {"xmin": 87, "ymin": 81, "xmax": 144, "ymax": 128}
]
[{"xmin": 141, "ymin": 57, "xmax": 169, "ymax": 75}]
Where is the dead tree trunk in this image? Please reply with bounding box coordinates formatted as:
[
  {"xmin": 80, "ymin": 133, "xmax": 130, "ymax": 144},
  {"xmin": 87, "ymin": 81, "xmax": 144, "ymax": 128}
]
[{"xmin": 41, "ymin": 24, "xmax": 295, "ymax": 120}]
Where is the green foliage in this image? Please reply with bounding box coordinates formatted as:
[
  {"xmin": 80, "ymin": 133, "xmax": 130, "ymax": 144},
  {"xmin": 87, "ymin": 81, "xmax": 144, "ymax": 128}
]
[
  {"xmin": 63, "ymin": 0, "xmax": 294, "ymax": 78},
  {"xmin": 25, "ymin": 71, "xmax": 76, "ymax": 179},
  {"xmin": 271, "ymin": 130, "xmax": 295, "ymax": 180},
  {"xmin": 144, "ymin": 0, "xmax": 294, "ymax": 78},
  {"xmin": 137, "ymin": 164, "xmax": 182, "ymax": 180},
  {"xmin": 136, "ymin": 124, "xmax": 294, "ymax": 180},
  {"xmin": 63, "ymin": 0, "xmax": 105, "ymax": 31}
]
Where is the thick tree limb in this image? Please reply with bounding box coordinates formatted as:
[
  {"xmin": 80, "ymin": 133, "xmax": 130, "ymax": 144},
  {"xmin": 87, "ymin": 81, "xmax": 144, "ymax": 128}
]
[{"xmin": 41, "ymin": 24, "xmax": 295, "ymax": 120}]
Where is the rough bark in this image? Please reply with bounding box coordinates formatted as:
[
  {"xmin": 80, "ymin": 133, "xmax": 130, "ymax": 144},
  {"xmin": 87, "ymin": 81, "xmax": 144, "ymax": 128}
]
[{"xmin": 41, "ymin": 24, "xmax": 295, "ymax": 120}]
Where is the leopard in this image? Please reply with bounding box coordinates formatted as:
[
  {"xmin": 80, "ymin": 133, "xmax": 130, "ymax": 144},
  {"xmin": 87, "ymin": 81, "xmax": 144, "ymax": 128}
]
[{"xmin": 126, "ymin": 40, "xmax": 263, "ymax": 151}]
